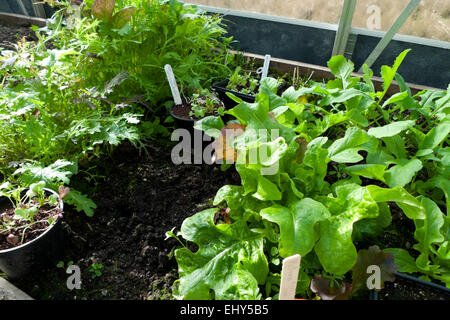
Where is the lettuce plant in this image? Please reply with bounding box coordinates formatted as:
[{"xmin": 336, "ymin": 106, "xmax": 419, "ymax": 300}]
[{"xmin": 170, "ymin": 51, "xmax": 449, "ymax": 299}]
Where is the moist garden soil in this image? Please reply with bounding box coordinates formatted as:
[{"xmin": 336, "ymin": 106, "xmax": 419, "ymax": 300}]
[
  {"xmin": 0, "ymin": 21, "xmax": 38, "ymax": 50},
  {"xmin": 379, "ymin": 276, "xmax": 450, "ymax": 300},
  {"xmin": 9, "ymin": 141, "xmax": 240, "ymax": 300},
  {"xmin": 171, "ymin": 102, "xmax": 194, "ymax": 120}
]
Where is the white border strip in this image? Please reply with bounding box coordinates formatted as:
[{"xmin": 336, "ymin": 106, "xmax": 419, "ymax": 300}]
[
  {"xmin": 188, "ymin": 4, "xmax": 338, "ymax": 31},
  {"xmin": 188, "ymin": 4, "xmax": 450, "ymax": 50}
]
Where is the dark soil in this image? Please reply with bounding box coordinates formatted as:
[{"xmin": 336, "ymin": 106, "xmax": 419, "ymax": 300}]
[
  {"xmin": 0, "ymin": 22, "xmax": 38, "ymax": 49},
  {"xmin": 171, "ymin": 102, "xmax": 194, "ymax": 121},
  {"xmin": 10, "ymin": 141, "xmax": 240, "ymax": 300},
  {"xmin": 379, "ymin": 276, "xmax": 450, "ymax": 300}
]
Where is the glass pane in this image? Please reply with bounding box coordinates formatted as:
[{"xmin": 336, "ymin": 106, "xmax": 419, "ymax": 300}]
[
  {"xmin": 353, "ymin": 0, "xmax": 450, "ymax": 42},
  {"xmin": 188, "ymin": 0, "xmax": 345, "ymax": 24}
]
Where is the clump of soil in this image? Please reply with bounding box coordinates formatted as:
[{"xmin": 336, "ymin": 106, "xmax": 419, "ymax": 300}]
[
  {"xmin": 11, "ymin": 141, "xmax": 240, "ymax": 300},
  {"xmin": 171, "ymin": 102, "xmax": 194, "ymax": 120},
  {"xmin": 0, "ymin": 22, "xmax": 38, "ymax": 49}
]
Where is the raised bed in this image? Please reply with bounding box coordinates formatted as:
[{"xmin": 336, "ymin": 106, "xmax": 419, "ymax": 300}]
[{"xmin": 0, "ymin": 6, "xmax": 448, "ymax": 302}]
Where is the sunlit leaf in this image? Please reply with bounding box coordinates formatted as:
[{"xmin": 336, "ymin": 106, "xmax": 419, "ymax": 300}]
[
  {"xmin": 112, "ymin": 6, "xmax": 135, "ymax": 28},
  {"xmin": 212, "ymin": 123, "xmax": 246, "ymax": 163},
  {"xmin": 92, "ymin": 0, "xmax": 115, "ymax": 22}
]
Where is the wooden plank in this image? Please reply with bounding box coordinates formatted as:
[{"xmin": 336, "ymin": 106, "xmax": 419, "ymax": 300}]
[
  {"xmin": 0, "ymin": 12, "xmax": 46, "ymax": 27},
  {"xmin": 235, "ymin": 51, "xmax": 440, "ymax": 96}
]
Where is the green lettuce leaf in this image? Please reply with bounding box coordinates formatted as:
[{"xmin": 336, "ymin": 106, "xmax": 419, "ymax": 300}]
[
  {"xmin": 174, "ymin": 209, "xmax": 268, "ymax": 300},
  {"xmin": 260, "ymin": 198, "xmax": 330, "ymax": 257},
  {"xmin": 315, "ymin": 185, "xmax": 379, "ymax": 275}
]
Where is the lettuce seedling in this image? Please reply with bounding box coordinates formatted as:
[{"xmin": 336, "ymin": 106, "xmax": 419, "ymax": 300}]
[{"xmin": 0, "ymin": 181, "xmax": 69, "ymax": 247}]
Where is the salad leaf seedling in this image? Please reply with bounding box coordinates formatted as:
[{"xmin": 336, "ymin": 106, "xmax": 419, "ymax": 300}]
[
  {"xmin": 226, "ymin": 66, "xmax": 260, "ymax": 95},
  {"xmin": 188, "ymin": 89, "xmax": 225, "ymax": 119},
  {"xmin": 0, "ymin": 182, "xmax": 67, "ymax": 248},
  {"xmin": 88, "ymin": 262, "xmax": 103, "ymax": 279}
]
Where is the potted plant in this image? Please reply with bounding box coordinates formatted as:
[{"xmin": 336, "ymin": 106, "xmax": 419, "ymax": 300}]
[
  {"xmin": 0, "ymin": 181, "xmax": 69, "ymax": 280},
  {"xmin": 169, "ymin": 88, "xmax": 226, "ymax": 130},
  {"xmin": 211, "ymin": 66, "xmax": 287, "ymax": 108},
  {"xmin": 211, "ymin": 66, "xmax": 261, "ymax": 108}
]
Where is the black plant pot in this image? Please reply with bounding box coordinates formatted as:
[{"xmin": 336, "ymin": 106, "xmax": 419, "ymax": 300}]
[
  {"xmin": 212, "ymin": 79, "xmax": 289, "ymax": 109},
  {"xmin": 0, "ymin": 188, "xmax": 64, "ymax": 280},
  {"xmin": 169, "ymin": 103, "xmax": 216, "ymax": 160},
  {"xmin": 169, "ymin": 103, "xmax": 195, "ymax": 132},
  {"xmin": 211, "ymin": 79, "xmax": 256, "ymax": 109},
  {"xmin": 370, "ymin": 272, "xmax": 450, "ymax": 300}
]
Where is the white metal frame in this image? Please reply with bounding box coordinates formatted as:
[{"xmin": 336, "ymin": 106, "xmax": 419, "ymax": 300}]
[
  {"xmin": 332, "ymin": 0, "xmax": 357, "ymax": 57},
  {"xmin": 357, "ymin": 0, "xmax": 422, "ymax": 71}
]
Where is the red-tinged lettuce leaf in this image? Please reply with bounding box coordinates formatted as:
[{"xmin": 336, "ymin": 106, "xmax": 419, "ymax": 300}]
[
  {"xmin": 310, "ymin": 275, "xmax": 352, "ymax": 300},
  {"xmin": 112, "ymin": 6, "xmax": 135, "ymax": 28},
  {"xmin": 295, "ymin": 137, "xmax": 308, "ymax": 164},
  {"xmin": 92, "ymin": 0, "xmax": 115, "ymax": 23},
  {"xmin": 294, "ymin": 136, "xmax": 329, "ymax": 195},
  {"xmin": 212, "ymin": 123, "xmax": 246, "ymax": 163},
  {"xmin": 352, "ymin": 245, "xmax": 398, "ymax": 292}
]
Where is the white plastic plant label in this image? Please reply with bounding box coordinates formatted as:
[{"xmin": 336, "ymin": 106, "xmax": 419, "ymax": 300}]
[
  {"xmin": 164, "ymin": 64, "xmax": 182, "ymax": 105},
  {"xmin": 261, "ymin": 54, "xmax": 271, "ymax": 79},
  {"xmin": 279, "ymin": 254, "xmax": 301, "ymax": 300}
]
